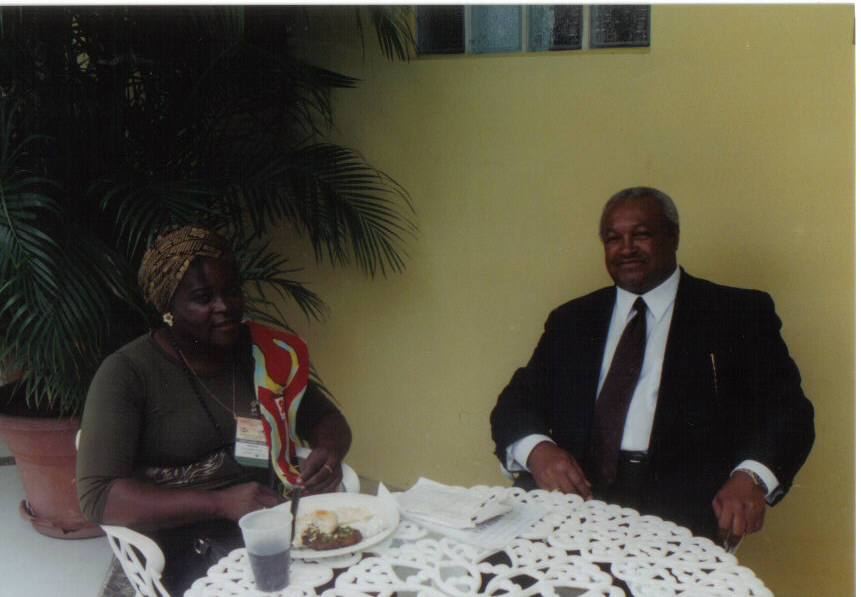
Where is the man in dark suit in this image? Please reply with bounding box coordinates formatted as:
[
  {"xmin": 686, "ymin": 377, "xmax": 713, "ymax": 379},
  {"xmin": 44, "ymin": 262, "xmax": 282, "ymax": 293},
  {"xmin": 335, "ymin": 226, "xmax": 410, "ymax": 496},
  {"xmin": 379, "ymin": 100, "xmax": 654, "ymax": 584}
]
[{"xmin": 490, "ymin": 187, "xmax": 814, "ymax": 545}]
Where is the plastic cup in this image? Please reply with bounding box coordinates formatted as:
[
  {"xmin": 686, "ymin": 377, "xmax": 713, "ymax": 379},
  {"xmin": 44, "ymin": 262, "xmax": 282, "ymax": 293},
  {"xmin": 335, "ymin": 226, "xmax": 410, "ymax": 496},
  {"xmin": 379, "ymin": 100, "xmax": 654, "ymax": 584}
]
[{"xmin": 238, "ymin": 508, "xmax": 293, "ymax": 592}]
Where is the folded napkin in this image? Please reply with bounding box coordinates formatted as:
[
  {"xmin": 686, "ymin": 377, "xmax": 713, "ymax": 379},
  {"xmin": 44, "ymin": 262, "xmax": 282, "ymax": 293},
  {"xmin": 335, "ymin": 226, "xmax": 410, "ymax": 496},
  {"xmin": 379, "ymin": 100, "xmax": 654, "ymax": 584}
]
[{"xmin": 396, "ymin": 477, "xmax": 512, "ymax": 529}]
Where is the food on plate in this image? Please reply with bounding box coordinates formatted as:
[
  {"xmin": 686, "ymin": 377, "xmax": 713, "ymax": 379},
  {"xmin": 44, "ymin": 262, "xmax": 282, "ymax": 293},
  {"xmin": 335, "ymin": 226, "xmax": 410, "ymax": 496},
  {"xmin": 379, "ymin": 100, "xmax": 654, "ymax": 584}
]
[
  {"xmin": 301, "ymin": 523, "xmax": 363, "ymax": 551},
  {"xmin": 294, "ymin": 507, "xmax": 374, "ymax": 550},
  {"xmin": 303, "ymin": 509, "xmax": 339, "ymax": 535}
]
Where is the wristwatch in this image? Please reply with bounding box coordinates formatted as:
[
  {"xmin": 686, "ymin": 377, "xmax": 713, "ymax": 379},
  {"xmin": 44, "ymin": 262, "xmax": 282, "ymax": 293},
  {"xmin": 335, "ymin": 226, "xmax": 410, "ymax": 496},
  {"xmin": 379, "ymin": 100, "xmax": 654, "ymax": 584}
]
[{"xmin": 736, "ymin": 468, "xmax": 768, "ymax": 493}]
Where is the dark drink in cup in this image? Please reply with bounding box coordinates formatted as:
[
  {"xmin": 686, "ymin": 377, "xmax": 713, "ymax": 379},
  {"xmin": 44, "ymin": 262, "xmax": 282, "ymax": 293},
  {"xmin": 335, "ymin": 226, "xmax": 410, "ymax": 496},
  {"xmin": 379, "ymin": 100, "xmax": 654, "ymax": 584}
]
[
  {"xmin": 239, "ymin": 508, "xmax": 294, "ymax": 593},
  {"xmin": 247, "ymin": 544, "xmax": 289, "ymax": 591}
]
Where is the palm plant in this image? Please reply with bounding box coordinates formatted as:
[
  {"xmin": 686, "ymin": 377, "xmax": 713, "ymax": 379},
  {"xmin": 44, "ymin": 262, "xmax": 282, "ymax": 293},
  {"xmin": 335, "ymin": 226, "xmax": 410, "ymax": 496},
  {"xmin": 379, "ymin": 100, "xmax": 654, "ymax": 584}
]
[{"xmin": 0, "ymin": 6, "xmax": 416, "ymax": 415}]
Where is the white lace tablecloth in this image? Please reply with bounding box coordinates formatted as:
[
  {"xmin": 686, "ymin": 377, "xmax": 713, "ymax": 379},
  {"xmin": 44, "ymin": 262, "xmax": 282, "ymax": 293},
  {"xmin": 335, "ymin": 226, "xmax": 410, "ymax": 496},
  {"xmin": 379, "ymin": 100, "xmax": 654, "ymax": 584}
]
[{"xmin": 185, "ymin": 486, "xmax": 773, "ymax": 597}]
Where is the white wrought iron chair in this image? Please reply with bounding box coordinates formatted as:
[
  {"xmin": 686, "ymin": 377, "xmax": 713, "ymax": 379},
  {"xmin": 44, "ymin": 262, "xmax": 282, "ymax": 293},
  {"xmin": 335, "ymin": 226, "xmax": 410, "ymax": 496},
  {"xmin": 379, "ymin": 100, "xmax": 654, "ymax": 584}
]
[{"xmin": 102, "ymin": 524, "xmax": 172, "ymax": 597}]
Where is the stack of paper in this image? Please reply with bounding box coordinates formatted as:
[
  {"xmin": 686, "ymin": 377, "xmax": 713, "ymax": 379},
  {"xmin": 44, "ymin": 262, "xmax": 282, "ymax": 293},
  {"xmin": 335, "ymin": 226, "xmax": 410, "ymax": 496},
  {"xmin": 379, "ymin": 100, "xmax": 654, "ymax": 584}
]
[
  {"xmin": 393, "ymin": 478, "xmax": 549, "ymax": 551},
  {"xmin": 396, "ymin": 477, "xmax": 512, "ymax": 529}
]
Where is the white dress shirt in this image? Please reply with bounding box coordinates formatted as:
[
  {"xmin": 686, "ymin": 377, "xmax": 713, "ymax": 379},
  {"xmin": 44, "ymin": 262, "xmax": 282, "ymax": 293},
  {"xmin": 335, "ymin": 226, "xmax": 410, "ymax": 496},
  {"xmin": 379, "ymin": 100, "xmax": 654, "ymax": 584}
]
[
  {"xmin": 600, "ymin": 267, "xmax": 679, "ymax": 450},
  {"xmin": 504, "ymin": 266, "xmax": 779, "ymax": 499}
]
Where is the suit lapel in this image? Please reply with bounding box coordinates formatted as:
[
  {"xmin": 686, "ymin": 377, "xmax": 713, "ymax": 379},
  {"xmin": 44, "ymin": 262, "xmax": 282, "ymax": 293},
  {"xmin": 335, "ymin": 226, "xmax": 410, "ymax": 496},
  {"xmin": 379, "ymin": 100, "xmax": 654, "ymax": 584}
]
[
  {"xmin": 583, "ymin": 288, "xmax": 615, "ymax": 401},
  {"xmin": 649, "ymin": 271, "xmax": 710, "ymax": 452},
  {"xmin": 572, "ymin": 288, "xmax": 615, "ymax": 452},
  {"xmin": 553, "ymin": 286, "xmax": 614, "ymax": 460}
]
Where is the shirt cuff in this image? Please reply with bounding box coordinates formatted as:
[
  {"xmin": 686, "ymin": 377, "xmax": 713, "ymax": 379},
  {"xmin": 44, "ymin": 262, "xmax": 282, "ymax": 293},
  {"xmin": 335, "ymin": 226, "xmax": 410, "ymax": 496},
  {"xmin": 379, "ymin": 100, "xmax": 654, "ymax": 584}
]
[
  {"xmin": 733, "ymin": 460, "xmax": 780, "ymax": 503},
  {"xmin": 506, "ymin": 434, "xmax": 555, "ymax": 473}
]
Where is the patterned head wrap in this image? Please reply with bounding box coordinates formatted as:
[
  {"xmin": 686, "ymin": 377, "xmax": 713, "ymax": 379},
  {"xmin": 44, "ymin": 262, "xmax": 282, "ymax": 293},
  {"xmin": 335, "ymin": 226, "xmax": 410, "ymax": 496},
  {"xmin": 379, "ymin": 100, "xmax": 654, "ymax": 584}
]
[{"xmin": 138, "ymin": 225, "xmax": 234, "ymax": 313}]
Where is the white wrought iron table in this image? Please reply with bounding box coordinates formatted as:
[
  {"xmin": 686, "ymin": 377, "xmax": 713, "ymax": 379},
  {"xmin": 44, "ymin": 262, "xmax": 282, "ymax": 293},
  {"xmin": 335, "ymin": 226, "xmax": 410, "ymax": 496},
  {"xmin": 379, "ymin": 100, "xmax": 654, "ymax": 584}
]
[{"xmin": 185, "ymin": 486, "xmax": 773, "ymax": 597}]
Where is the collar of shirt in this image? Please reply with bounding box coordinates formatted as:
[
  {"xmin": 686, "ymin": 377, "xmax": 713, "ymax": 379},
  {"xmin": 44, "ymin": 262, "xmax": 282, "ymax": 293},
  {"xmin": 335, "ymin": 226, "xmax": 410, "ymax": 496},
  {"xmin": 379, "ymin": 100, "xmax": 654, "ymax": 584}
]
[{"xmin": 613, "ymin": 266, "xmax": 681, "ymax": 326}]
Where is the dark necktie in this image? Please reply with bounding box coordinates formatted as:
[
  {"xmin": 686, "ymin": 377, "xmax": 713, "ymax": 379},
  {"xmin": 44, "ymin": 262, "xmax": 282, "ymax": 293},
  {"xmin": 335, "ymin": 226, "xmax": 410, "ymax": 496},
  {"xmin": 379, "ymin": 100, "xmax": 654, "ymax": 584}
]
[{"xmin": 591, "ymin": 296, "xmax": 647, "ymax": 485}]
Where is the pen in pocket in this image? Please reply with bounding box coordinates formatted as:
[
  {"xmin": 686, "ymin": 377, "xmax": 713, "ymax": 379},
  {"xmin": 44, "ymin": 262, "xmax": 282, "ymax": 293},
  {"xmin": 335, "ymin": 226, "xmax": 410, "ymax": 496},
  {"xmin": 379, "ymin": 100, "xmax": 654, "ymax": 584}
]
[{"xmin": 709, "ymin": 352, "xmax": 718, "ymax": 396}]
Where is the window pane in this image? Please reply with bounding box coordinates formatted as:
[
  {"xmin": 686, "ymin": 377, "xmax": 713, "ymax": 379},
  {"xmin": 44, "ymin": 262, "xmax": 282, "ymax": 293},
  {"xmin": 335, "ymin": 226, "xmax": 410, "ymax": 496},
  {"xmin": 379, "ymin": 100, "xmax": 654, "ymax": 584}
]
[
  {"xmin": 528, "ymin": 5, "xmax": 582, "ymax": 51},
  {"xmin": 469, "ymin": 5, "xmax": 522, "ymax": 54},
  {"xmin": 416, "ymin": 6, "xmax": 465, "ymax": 55},
  {"xmin": 590, "ymin": 5, "xmax": 650, "ymax": 48}
]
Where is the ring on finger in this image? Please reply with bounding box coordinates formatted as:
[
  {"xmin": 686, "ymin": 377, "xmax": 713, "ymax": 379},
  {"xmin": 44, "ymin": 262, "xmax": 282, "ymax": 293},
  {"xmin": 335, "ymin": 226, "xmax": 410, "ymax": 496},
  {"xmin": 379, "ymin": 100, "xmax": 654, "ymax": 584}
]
[{"xmin": 323, "ymin": 463, "xmax": 334, "ymax": 475}]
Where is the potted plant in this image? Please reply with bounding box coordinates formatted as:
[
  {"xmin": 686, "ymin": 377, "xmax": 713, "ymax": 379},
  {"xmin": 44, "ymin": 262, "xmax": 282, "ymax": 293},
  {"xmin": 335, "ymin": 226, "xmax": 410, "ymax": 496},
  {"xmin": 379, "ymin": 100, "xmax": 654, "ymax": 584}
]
[{"xmin": 0, "ymin": 5, "xmax": 414, "ymax": 538}]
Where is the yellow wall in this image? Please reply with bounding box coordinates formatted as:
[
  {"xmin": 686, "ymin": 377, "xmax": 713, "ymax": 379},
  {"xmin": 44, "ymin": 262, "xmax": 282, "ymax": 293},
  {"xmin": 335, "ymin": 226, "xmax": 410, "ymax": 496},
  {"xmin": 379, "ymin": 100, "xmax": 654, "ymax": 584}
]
[{"xmin": 282, "ymin": 5, "xmax": 854, "ymax": 596}]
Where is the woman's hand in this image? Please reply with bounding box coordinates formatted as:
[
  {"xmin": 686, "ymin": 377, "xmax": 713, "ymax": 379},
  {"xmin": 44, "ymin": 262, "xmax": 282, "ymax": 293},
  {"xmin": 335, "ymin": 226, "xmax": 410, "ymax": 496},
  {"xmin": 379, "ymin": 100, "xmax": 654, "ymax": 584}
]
[
  {"xmin": 302, "ymin": 411, "xmax": 352, "ymax": 495},
  {"xmin": 299, "ymin": 447, "xmax": 343, "ymax": 495},
  {"xmin": 213, "ymin": 482, "xmax": 281, "ymax": 521}
]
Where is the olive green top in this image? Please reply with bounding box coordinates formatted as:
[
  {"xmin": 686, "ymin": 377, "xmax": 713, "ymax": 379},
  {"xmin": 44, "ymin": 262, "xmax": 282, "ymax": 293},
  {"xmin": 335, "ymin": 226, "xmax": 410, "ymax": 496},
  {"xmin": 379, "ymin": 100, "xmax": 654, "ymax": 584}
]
[{"xmin": 76, "ymin": 326, "xmax": 337, "ymax": 522}]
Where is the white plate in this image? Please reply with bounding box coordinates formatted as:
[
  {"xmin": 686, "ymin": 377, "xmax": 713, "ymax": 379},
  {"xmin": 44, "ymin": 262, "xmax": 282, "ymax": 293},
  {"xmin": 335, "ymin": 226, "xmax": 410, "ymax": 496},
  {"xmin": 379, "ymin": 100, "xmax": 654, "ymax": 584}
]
[{"xmin": 278, "ymin": 493, "xmax": 399, "ymax": 559}]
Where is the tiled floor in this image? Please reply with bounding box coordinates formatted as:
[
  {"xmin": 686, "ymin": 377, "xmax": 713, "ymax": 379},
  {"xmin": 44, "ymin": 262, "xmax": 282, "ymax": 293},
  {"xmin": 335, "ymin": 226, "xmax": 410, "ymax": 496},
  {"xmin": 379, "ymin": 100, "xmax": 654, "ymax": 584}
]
[{"xmin": 0, "ymin": 438, "xmax": 114, "ymax": 597}]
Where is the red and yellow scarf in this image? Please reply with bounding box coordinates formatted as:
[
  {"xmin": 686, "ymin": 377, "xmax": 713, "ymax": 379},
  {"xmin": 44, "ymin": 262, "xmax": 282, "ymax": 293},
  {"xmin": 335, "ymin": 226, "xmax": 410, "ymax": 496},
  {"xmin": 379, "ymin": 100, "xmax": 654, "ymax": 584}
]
[{"xmin": 247, "ymin": 321, "xmax": 308, "ymax": 490}]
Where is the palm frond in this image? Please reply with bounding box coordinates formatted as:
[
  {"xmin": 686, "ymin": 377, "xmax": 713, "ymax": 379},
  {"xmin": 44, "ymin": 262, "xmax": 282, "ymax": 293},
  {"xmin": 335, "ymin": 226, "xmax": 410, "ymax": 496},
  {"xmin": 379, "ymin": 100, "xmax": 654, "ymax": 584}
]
[
  {"xmin": 94, "ymin": 177, "xmax": 219, "ymax": 257},
  {"xmin": 369, "ymin": 6, "xmax": 416, "ymax": 62},
  {"xmin": 238, "ymin": 143, "xmax": 416, "ymax": 277},
  {"xmin": 354, "ymin": 6, "xmax": 416, "ymax": 62},
  {"xmin": 235, "ymin": 239, "xmax": 326, "ymax": 321},
  {"xmin": 0, "ymin": 6, "xmax": 417, "ymax": 414}
]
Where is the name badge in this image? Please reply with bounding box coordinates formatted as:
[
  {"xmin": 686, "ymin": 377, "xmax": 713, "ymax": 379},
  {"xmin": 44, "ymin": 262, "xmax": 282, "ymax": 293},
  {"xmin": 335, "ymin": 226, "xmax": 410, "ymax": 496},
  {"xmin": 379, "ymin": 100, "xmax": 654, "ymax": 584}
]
[{"xmin": 235, "ymin": 416, "xmax": 269, "ymax": 468}]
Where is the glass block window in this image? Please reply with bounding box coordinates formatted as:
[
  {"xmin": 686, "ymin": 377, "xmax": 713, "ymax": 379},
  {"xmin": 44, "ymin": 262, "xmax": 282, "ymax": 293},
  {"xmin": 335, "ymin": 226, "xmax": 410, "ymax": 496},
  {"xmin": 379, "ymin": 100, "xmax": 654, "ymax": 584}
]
[
  {"xmin": 590, "ymin": 5, "xmax": 650, "ymax": 48},
  {"xmin": 528, "ymin": 5, "xmax": 583, "ymax": 51},
  {"xmin": 415, "ymin": 5, "xmax": 649, "ymax": 56},
  {"xmin": 416, "ymin": 6, "xmax": 465, "ymax": 55},
  {"xmin": 469, "ymin": 5, "xmax": 522, "ymax": 54}
]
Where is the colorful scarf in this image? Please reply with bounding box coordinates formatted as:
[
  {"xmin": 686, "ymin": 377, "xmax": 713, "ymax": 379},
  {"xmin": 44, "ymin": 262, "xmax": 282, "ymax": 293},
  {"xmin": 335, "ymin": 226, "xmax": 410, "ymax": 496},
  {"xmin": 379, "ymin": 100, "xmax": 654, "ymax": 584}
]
[{"xmin": 247, "ymin": 321, "xmax": 308, "ymax": 490}]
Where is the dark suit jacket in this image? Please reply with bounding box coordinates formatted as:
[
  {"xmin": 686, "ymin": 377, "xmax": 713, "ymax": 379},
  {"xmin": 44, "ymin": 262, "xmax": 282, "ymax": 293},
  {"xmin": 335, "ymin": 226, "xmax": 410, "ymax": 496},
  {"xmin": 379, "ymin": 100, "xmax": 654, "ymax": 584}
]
[{"xmin": 490, "ymin": 270, "xmax": 814, "ymax": 538}]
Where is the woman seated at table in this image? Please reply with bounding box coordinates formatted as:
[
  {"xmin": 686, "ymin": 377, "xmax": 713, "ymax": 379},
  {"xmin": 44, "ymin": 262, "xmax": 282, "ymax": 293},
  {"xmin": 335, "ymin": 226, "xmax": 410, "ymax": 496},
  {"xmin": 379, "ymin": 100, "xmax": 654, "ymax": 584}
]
[{"xmin": 76, "ymin": 225, "xmax": 351, "ymax": 594}]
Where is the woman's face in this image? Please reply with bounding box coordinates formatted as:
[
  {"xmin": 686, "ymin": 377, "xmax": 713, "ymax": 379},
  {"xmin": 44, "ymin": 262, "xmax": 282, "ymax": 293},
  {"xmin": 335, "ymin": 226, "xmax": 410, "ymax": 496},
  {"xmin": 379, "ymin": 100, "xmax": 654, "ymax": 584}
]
[{"xmin": 170, "ymin": 256, "xmax": 244, "ymax": 350}]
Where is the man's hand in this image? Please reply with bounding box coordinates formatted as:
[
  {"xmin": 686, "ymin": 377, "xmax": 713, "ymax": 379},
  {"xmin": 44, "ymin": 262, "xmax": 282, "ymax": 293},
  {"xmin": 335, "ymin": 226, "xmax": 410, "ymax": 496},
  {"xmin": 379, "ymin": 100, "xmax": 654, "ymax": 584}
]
[
  {"xmin": 712, "ymin": 470, "xmax": 767, "ymax": 549},
  {"xmin": 526, "ymin": 441, "xmax": 592, "ymax": 499}
]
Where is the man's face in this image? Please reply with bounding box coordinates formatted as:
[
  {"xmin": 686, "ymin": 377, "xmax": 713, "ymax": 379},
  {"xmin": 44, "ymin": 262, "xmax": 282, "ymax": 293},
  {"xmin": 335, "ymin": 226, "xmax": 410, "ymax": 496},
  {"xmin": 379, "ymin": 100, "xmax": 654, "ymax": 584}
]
[{"xmin": 600, "ymin": 195, "xmax": 679, "ymax": 294}]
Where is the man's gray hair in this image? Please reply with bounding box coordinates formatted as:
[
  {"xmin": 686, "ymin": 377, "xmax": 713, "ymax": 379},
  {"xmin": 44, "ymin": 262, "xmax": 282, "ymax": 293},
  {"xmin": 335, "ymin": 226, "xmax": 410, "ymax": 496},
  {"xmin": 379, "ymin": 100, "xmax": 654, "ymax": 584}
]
[{"xmin": 599, "ymin": 186, "xmax": 680, "ymax": 236}]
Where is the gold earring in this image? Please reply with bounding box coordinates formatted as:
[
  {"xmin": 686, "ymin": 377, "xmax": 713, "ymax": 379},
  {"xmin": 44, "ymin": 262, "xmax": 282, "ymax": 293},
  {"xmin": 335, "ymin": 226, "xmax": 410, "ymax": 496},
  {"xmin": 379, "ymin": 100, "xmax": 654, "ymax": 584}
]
[{"xmin": 162, "ymin": 312, "xmax": 174, "ymax": 327}]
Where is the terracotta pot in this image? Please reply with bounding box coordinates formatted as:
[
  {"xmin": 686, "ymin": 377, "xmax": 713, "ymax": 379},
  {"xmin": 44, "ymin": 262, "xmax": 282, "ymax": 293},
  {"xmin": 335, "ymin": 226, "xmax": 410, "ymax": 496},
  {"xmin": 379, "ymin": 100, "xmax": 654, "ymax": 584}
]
[{"xmin": 0, "ymin": 413, "xmax": 103, "ymax": 539}]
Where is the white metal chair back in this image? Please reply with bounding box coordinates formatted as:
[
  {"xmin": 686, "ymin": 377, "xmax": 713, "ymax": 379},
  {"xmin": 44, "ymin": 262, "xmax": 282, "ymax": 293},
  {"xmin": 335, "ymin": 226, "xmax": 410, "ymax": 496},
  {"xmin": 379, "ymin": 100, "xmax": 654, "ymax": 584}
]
[
  {"xmin": 101, "ymin": 524, "xmax": 171, "ymax": 597},
  {"xmin": 340, "ymin": 460, "xmax": 361, "ymax": 493}
]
